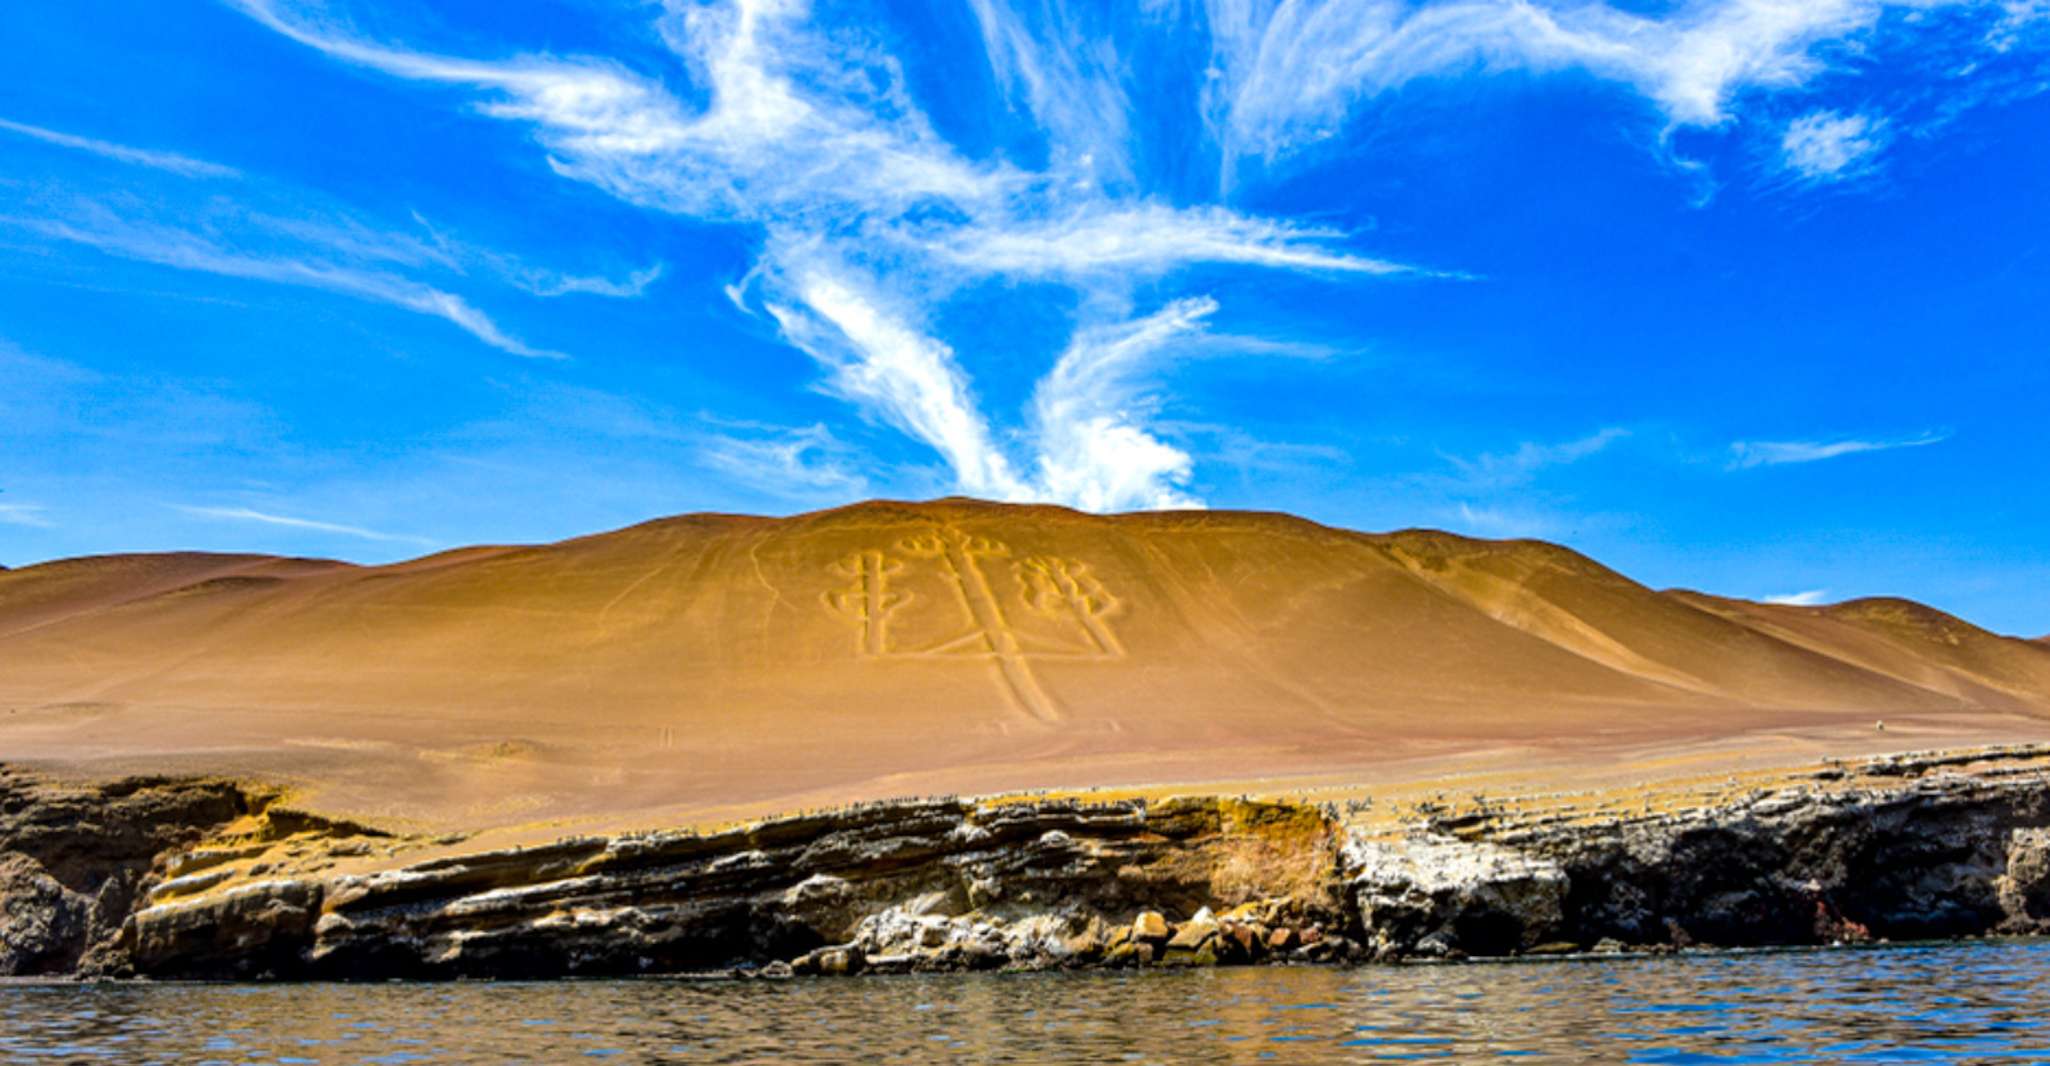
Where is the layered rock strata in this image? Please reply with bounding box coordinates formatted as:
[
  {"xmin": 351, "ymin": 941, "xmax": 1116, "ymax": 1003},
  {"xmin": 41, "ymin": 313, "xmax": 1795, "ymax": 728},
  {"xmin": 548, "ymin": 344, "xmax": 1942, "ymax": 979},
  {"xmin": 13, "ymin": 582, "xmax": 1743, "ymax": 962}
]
[
  {"xmin": 3, "ymin": 745, "xmax": 2049, "ymax": 979},
  {"xmin": 1343, "ymin": 746, "xmax": 2050, "ymax": 959},
  {"xmin": 123, "ymin": 795, "xmax": 1340, "ymax": 979},
  {"xmin": 0, "ymin": 769, "xmax": 383, "ymax": 975}
]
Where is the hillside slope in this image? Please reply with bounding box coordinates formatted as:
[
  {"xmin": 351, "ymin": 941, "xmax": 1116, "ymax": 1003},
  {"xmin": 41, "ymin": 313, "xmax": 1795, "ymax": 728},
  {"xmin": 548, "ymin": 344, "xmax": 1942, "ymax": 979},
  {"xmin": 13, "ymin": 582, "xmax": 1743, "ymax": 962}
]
[{"xmin": 3, "ymin": 499, "xmax": 2046, "ymax": 828}]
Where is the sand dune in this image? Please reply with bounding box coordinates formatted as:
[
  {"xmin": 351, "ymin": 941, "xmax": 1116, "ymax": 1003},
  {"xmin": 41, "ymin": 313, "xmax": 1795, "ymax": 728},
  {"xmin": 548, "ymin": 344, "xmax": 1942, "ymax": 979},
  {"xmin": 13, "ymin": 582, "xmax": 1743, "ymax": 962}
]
[{"xmin": 3, "ymin": 499, "xmax": 2046, "ymax": 829}]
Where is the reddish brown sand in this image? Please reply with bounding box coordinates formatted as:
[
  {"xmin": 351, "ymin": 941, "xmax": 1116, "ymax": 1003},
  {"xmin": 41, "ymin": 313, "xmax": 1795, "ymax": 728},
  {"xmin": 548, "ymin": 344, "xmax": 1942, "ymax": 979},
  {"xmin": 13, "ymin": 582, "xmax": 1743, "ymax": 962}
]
[{"xmin": 3, "ymin": 498, "xmax": 2047, "ymax": 834}]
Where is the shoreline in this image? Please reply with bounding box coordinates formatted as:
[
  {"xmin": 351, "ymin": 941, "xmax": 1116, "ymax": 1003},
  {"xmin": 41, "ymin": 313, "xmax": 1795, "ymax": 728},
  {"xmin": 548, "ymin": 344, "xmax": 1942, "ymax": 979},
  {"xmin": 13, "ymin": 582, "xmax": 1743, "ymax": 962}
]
[
  {"xmin": 4, "ymin": 743, "xmax": 2049, "ymax": 981},
  {"xmin": 7, "ymin": 936, "xmax": 2050, "ymax": 987}
]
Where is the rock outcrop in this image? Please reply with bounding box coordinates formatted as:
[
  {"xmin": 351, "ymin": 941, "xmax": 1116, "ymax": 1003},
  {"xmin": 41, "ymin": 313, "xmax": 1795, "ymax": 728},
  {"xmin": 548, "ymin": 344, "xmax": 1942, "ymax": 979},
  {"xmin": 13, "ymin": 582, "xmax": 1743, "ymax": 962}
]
[
  {"xmin": 1343, "ymin": 745, "xmax": 2050, "ymax": 959},
  {"xmin": 0, "ymin": 769, "xmax": 252, "ymax": 975},
  {"xmin": 1344, "ymin": 837, "xmax": 1568, "ymax": 958},
  {"xmin": 5, "ymin": 745, "xmax": 2050, "ymax": 979},
  {"xmin": 127, "ymin": 794, "xmax": 1341, "ymax": 979}
]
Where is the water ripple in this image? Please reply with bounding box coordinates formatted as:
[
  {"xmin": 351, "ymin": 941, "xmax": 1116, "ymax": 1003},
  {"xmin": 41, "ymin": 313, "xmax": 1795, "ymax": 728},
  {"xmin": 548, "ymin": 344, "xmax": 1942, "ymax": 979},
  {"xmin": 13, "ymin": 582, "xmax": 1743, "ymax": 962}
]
[{"xmin": 3, "ymin": 941, "xmax": 2048, "ymax": 1064}]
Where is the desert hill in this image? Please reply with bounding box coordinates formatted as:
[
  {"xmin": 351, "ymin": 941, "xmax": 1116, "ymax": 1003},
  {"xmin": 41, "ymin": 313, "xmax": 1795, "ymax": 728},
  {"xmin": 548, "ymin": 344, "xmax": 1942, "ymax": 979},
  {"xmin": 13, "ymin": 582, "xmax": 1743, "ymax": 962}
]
[{"xmin": 3, "ymin": 499, "xmax": 2046, "ymax": 830}]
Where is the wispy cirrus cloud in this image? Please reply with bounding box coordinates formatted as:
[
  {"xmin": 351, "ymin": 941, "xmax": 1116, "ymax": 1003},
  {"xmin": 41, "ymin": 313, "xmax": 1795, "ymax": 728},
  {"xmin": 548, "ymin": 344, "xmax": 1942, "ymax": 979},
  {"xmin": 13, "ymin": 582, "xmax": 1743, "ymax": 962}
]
[
  {"xmin": 12, "ymin": 207, "xmax": 563, "ymax": 359},
  {"xmin": 0, "ymin": 116, "xmax": 240, "ymax": 179},
  {"xmin": 408, "ymin": 213, "xmax": 664, "ymax": 299},
  {"xmin": 1764, "ymin": 588, "xmax": 1831, "ymax": 605},
  {"xmin": 1443, "ymin": 427, "xmax": 1630, "ymax": 490},
  {"xmin": 1421, "ymin": 428, "xmax": 1631, "ymax": 542},
  {"xmin": 1449, "ymin": 501, "xmax": 1571, "ymax": 540},
  {"xmin": 227, "ymin": 0, "xmax": 1432, "ymax": 511},
  {"xmin": 224, "ymin": 0, "xmax": 2038, "ymax": 512},
  {"xmin": 1032, "ymin": 298, "xmax": 1220, "ymax": 512},
  {"xmin": 966, "ymin": 0, "xmax": 1135, "ymax": 185},
  {"xmin": 1779, "ymin": 109, "xmax": 1891, "ymax": 184},
  {"xmin": 175, "ymin": 504, "xmax": 433, "ymax": 545},
  {"xmin": 1727, "ymin": 431, "xmax": 1949, "ymax": 469},
  {"xmin": 1200, "ymin": 0, "xmax": 2047, "ymax": 185},
  {"xmin": 0, "ymin": 502, "xmax": 55, "ymax": 529},
  {"xmin": 696, "ymin": 421, "xmax": 868, "ymax": 500},
  {"xmin": 4, "ymin": 107, "xmax": 663, "ymax": 362},
  {"xmin": 1166, "ymin": 422, "xmax": 1352, "ymax": 486},
  {"xmin": 936, "ymin": 204, "xmax": 1433, "ymax": 279},
  {"xmin": 764, "ymin": 273, "xmax": 1030, "ymax": 501},
  {"xmin": 513, "ymin": 263, "xmax": 664, "ymax": 299}
]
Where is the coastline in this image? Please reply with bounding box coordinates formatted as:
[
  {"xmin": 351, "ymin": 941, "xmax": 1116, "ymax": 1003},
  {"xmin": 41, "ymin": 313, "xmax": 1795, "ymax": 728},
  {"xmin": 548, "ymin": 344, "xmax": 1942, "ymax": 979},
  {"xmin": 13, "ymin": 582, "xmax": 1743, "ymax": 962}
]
[{"xmin": 4, "ymin": 743, "xmax": 2049, "ymax": 980}]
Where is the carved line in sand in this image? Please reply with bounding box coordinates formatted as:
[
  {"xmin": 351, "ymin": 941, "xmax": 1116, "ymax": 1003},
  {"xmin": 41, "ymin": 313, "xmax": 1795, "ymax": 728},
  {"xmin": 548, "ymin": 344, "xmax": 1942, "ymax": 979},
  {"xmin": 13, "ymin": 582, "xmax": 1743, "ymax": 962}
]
[{"xmin": 822, "ymin": 526, "xmax": 1125, "ymax": 723}]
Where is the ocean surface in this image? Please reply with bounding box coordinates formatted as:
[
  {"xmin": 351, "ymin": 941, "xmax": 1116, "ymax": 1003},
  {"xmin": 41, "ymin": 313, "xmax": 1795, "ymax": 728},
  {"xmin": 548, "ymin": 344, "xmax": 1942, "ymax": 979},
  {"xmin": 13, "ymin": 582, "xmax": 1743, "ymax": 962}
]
[{"xmin": 5, "ymin": 940, "xmax": 2048, "ymax": 1064}]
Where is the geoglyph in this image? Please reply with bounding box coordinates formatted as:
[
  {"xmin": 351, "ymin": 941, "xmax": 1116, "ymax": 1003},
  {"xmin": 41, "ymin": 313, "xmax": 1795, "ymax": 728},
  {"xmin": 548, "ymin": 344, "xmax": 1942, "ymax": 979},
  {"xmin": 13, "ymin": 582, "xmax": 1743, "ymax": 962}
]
[{"xmin": 824, "ymin": 525, "xmax": 1124, "ymax": 721}]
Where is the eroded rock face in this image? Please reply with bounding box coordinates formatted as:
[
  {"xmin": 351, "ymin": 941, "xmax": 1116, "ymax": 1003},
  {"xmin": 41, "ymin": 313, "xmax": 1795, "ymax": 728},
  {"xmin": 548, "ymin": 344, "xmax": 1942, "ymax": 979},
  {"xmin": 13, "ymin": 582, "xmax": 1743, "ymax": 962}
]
[
  {"xmin": 1342, "ymin": 749, "xmax": 2050, "ymax": 959},
  {"xmin": 7, "ymin": 746, "xmax": 2050, "ymax": 979},
  {"xmin": 132, "ymin": 879, "xmax": 324, "ymax": 979},
  {"xmin": 0, "ymin": 770, "xmax": 252, "ymax": 975},
  {"xmin": 130, "ymin": 795, "xmax": 1343, "ymax": 979},
  {"xmin": 1345, "ymin": 837, "xmax": 1568, "ymax": 959},
  {"xmin": 0, "ymin": 853, "xmax": 76, "ymax": 975}
]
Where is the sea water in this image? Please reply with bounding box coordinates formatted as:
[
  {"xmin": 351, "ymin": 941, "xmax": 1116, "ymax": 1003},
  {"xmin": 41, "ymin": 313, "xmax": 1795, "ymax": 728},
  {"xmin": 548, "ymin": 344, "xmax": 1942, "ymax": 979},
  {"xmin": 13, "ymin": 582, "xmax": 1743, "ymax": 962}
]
[{"xmin": 4, "ymin": 940, "xmax": 2047, "ymax": 1064}]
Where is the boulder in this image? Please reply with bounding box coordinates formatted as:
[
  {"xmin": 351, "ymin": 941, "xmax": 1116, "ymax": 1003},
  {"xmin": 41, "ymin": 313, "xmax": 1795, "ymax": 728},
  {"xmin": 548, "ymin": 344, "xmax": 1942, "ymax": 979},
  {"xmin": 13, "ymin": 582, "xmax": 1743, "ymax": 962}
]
[
  {"xmin": 1162, "ymin": 912, "xmax": 1221, "ymax": 965},
  {"xmin": 813, "ymin": 945, "xmax": 864, "ymax": 976},
  {"xmin": 1104, "ymin": 939, "xmax": 1153, "ymax": 967},
  {"xmin": 1132, "ymin": 910, "xmax": 1170, "ymax": 942},
  {"xmin": 1218, "ymin": 921, "xmax": 1263, "ymax": 962},
  {"xmin": 1165, "ymin": 914, "xmax": 1217, "ymax": 951}
]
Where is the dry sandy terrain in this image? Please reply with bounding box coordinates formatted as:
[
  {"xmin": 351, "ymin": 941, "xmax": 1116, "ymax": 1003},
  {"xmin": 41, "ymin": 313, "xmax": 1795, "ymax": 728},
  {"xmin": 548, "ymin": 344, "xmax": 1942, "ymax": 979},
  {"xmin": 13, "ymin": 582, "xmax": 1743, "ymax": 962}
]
[{"xmin": 3, "ymin": 498, "xmax": 2047, "ymax": 834}]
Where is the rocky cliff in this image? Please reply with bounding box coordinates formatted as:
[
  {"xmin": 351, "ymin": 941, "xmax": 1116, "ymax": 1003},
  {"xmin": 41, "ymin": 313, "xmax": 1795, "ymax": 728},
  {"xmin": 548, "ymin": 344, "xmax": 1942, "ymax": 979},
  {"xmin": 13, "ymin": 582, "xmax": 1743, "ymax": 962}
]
[
  {"xmin": 0, "ymin": 768, "xmax": 252, "ymax": 975},
  {"xmin": 1343, "ymin": 745, "xmax": 2050, "ymax": 959},
  {"xmin": 4, "ymin": 745, "xmax": 2050, "ymax": 979}
]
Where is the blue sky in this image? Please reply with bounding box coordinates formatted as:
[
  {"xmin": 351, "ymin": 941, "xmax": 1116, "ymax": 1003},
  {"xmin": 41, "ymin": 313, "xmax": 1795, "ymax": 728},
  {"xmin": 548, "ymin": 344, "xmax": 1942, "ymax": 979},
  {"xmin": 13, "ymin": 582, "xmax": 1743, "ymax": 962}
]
[{"xmin": 2, "ymin": 0, "xmax": 2047, "ymax": 634}]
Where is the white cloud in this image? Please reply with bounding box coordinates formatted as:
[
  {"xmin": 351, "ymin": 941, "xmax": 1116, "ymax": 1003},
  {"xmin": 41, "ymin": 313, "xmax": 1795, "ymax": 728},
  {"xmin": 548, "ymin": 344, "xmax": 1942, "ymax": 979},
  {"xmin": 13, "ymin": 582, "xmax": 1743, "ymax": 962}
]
[
  {"xmin": 1200, "ymin": 0, "xmax": 2025, "ymax": 183},
  {"xmin": 1451, "ymin": 501, "xmax": 1562, "ymax": 539},
  {"xmin": 939, "ymin": 203, "xmax": 1432, "ymax": 278},
  {"xmin": 1728, "ymin": 431, "xmax": 1948, "ymax": 468},
  {"xmin": 1032, "ymin": 298, "xmax": 1219, "ymax": 512},
  {"xmin": 175, "ymin": 505, "xmax": 433, "ymax": 545},
  {"xmin": 1764, "ymin": 588, "xmax": 1831, "ymax": 605},
  {"xmin": 0, "ymin": 117, "xmax": 649, "ymax": 358},
  {"xmin": 226, "ymin": 0, "xmax": 1441, "ymax": 512},
  {"xmin": 1780, "ymin": 109, "xmax": 1891, "ymax": 182},
  {"xmin": 1991, "ymin": 1, "xmax": 2050, "ymax": 48},
  {"xmin": 0, "ymin": 502, "xmax": 55, "ymax": 529},
  {"xmin": 8, "ymin": 201, "xmax": 561, "ymax": 360},
  {"xmin": 514, "ymin": 263, "xmax": 665, "ymax": 298},
  {"xmin": 0, "ymin": 116, "xmax": 239, "ymax": 179},
  {"xmin": 768, "ymin": 272, "xmax": 1029, "ymax": 501},
  {"xmin": 1429, "ymin": 430, "xmax": 1629, "ymax": 541},
  {"xmin": 217, "ymin": 0, "xmax": 1615, "ymax": 521},
  {"xmin": 222, "ymin": 0, "xmax": 2044, "ymax": 514},
  {"xmin": 1444, "ymin": 427, "xmax": 1630, "ymax": 488},
  {"xmin": 409, "ymin": 212, "xmax": 663, "ymax": 298},
  {"xmin": 966, "ymin": 0, "xmax": 1135, "ymax": 185},
  {"xmin": 1166, "ymin": 422, "xmax": 1353, "ymax": 481},
  {"xmin": 697, "ymin": 422, "xmax": 868, "ymax": 498},
  {"xmin": 226, "ymin": 0, "xmax": 1006, "ymax": 224},
  {"xmin": 224, "ymin": 0, "xmax": 1423, "ymax": 289},
  {"xmin": 12, "ymin": 208, "xmax": 561, "ymax": 359}
]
